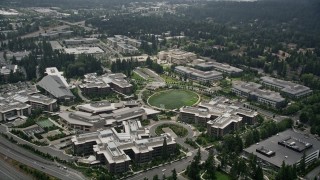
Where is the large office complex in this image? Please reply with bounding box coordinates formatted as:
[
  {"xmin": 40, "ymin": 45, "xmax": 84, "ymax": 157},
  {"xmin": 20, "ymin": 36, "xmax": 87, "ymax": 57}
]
[
  {"xmin": 71, "ymin": 120, "xmax": 176, "ymax": 173},
  {"xmin": 158, "ymin": 49, "xmax": 197, "ymax": 65},
  {"xmin": 244, "ymin": 129, "xmax": 320, "ymax": 168},
  {"xmin": 232, "ymin": 81, "xmax": 286, "ymax": 108},
  {"xmin": 179, "ymin": 97, "xmax": 257, "ymax": 137},
  {"xmin": 38, "ymin": 67, "xmax": 75, "ymax": 102},
  {"xmin": 175, "ymin": 66, "xmax": 223, "ymax": 83},
  {"xmin": 0, "ymin": 82, "xmax": 57, "ymax": 121},
  {"xmin": 60, "ymin": 101, "xmax": 159, "ymax": 132},
  {"xmin": 261, "ymin": 76, "xmax": 312, "ymax": 98},
  {"xmin": 107, "ymin": 35, "xmax": 140, "ymax": 54},
  {"xmin": 196, "ymin": 61, "xmax": 243, "ymax": 76},
  {"xmin": 64, "ymin": 47, "xmax": 104, "ymax": 55},
  {"xmin": 79, "ymin": 73, "xmax": 133, "ymax": 95}
]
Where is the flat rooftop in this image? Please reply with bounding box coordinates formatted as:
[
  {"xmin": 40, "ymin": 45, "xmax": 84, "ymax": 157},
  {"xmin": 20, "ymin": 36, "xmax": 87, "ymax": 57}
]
[
  {"xmin": 175, "ymin": 66, "xmax": 222, "ymax": 78},
  {"xmin": 261, "ymin": 76, "xmax": 312, "ymax": 95},
  {"xmin": 64, "ymin": 47, "xmax": 104, "ymax": 55},
  {"xmin": 244, "ymin": 129, "xmax": 320, "ymax": 167}
]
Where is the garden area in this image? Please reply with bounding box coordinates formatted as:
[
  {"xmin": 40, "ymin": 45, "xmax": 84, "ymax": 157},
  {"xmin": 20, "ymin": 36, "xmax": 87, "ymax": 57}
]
[
  {"xmin": 155, "ymin": 123, "xmax": 188, "ymax": 137},
  {"xmin": 148, "ymin": 89, "xmax": 199, "ymax": 110}
]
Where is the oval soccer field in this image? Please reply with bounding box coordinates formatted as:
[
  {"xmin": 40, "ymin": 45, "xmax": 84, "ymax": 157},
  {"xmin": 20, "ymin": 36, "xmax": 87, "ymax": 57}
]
[{"xmin": 148, "ymin": 89, "xmax": 199, "ymax": 110}]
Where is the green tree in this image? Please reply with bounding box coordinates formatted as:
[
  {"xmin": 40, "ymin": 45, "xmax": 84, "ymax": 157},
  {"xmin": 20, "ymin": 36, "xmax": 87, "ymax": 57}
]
[
  {"xmin": 172, "ymin": 169, "xmax": 177, "ymax": 180},
  {"xmin": 153, "ymin": 175, "xmax": 159, "ymax": 180},
  {"xmin": 204, "ymin": 151, "xmax": 216, "ymax": 180}
]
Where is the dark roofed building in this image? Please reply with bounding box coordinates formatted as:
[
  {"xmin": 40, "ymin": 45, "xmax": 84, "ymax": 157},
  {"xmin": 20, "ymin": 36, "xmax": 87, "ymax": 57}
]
[
  {"xmin": 243, "ymin": 129, "xmax": 320, "ymax": 168},
  {"xmin": 38, "ymin": 75, "xmax": 74, "ymax": 102}
]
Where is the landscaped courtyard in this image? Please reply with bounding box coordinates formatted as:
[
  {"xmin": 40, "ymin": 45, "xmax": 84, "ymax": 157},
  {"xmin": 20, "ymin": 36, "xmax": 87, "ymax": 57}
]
[{"xmin": 148, "ymin": 89, "xmax": 199, "ymax": 110}]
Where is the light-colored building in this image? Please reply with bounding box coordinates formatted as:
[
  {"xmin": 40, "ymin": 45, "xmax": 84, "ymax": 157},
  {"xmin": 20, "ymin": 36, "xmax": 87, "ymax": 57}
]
[
  {"xmin": 158, "ymin": 49, "xmax": 197, "ymax": 65},
  {"xmin": 175, "ymin": 66, "xmax": 223, "ymax": 83},
  {"xmin": 0, "ymin": 99, "xmax": 31, "ymax": 121},
  {"xmin": 196, "ymin": 61, "xmax": 243, "ymax": 76},
  {"xmin": 0, "ymin": 82, "xmax": 58, "ymax": 121},
  {"xmin": 0, "ymin": 65, "xmax": 19, "ymax": 76},
  {"xmin": 79, "ymin": 73, "xmax": 133, "ymax": 95},
  {"xmin": 60, "ymin": 101, "xmax": 159, "ymax": 132},
  {"xmin": 232, "ymin": 81, "xmax": 286, "ymax": 108},
  {"xmin": 64, "ymin": 47, "xmax": 104, "ymax": 55},
  {"xmin": 260, "ymin": 76, "xmax": 312, "ymax": 99},
  {"xmin": 106, "ymin": 35, "xmax": 141, "ymax": 55},
  {"xmin": 71, "ymin": 120, "xmax": 176, "ymax": 173},
  {"xmin": 179, "ymin": 97, "xmax": 257, "ymax": 137}
]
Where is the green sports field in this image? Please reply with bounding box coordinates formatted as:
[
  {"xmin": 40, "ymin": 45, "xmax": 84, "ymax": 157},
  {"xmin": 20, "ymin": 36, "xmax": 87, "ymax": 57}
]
[
  {"xmin": 37, "ymin": 119, "xmax": 54, "ymax": 128},
  {"xmin": 148, "ymin": 90, "xmax": 199, "ymax": 110}
]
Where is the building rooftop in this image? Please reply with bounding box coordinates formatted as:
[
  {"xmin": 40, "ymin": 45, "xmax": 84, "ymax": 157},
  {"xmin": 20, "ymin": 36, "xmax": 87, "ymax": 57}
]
[
  {"xmin": 71, "ymin": 120, "xmax": 175, "ymax": 164},
  {"xmin": 244, "ymin": 129, "xmax": 320, "ymax": 167},
  {"xmin": 37, "ymin": 75, "xmax": 74, "ymax": 99},
  {"xmin": 197, "ymin": 61, "xmax": 243, "ymax": 74},
  {"xmin": 175, "ymin": 66, "xmax": 222, "ymax": 78},
  {"xmin": 64, "ymin": 47, "xmax": 104, "ymax": 55},
  {"xmin": 261, "ymin": 76, "xmax": 312, "ymax": 96}
]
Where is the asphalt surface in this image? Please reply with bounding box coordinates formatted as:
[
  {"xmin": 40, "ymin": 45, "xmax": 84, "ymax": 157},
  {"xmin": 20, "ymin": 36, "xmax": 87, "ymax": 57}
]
[
  {"xmin": 0, "ymin": 136, "xmax": 86, "ymax": 180},
  {"xmin": 0, "ymin": 125, "xmax": 74, "ymax": 161},
  {"xmin": 0, "ymin": 156, "xmax": 32, "ymax": 180}
]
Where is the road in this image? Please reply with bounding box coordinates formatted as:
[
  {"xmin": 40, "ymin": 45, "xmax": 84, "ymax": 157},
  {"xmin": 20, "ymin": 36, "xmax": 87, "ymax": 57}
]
[
  {"xmin": 0, "ymin": 136, "xmax": 86, "ymax": 180},
  {"xmin": 0, "ymin": 156, "xmax": 32, "ymax": 180},
  {"xmin": 0, "ymin": 125, "xmax": 74, "ymax": 161},
  {"xmin": 305, "ymin": 165, "xmax": 320, "ymax": 179}
]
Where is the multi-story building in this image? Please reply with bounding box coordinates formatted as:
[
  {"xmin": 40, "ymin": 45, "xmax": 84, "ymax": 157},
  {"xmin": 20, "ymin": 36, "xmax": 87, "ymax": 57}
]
[
  {"xmin": 175, "ymin": 66, "xmax": 223, "ymax": 83},
  {"xmin": 13, "ymin": 94, "xmax": 58, "ymax": 112},
  {"xmin": 0, "ymin": 100, "xmax": 31, "ymax": 121},
  {"xmin": 260, "ymin": 76, "xmax": 312, "ymax": 99},
  {"xmin": 106, "ymin": 35, "xmax": 141, "ymax": 55},
  {"xmin": 0, "ymin": 82, "xmax": 58, "ymax": 121},
  {"xmin": 79, "ymin": 73, "xmax": 133, "ymax": 95},
  {"xmin": 232, "ymin": 81, "xmax": 286, "ymax": 108},
  {"xmin": 60, "ymin": 101, "xmax": 159, "ymax": 132},
  {"xmin": 71, "ymin": 120, "xmax": 176, "ymax": 173},
  {"xmin": 158, "ymin": 49, "xmax": 197, "ymax": 65},
  {"xmin": 196, "ymin": 61, "xmax": 243, "ymax": 76},
  {"xmin": 179, "ymin": 97, "xmax": 257, "ymax": 137}
]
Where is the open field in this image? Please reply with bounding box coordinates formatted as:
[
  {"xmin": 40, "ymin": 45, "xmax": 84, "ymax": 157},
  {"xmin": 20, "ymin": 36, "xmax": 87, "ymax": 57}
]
[{"xmin": 148, "ymin": 89, "xmax": 199, "ymax": 110}]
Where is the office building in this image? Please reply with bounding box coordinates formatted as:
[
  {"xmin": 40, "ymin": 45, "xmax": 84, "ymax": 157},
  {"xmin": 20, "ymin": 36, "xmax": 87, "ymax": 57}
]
[
  {"xmin": 79, "ymin": 73, "xmax": 133, "ymax": 95},
  {"xmin": 179, "ymin": 97, "xmax": 257, "ymax": 137},
  {"xmin": 71, "ymin": 120, "xmax": 176, "ymax": 173},
  {"xmin": 232, "ymin": 81, "xmax": 286, "ymax": 108},
  {"xmin": 261, "ymin": 76, "xmax": 312, "ymax": 98},
  {"xmin": 196, "ymin": 61, "xmax": 243, "ymax": 76},
  {"xmin": 175, "ymin": 66, "xmax": 223, "ymax": 83},
  {"xmin": 244, "ymin": 129, "xmax": 320, "ymax": 168}
]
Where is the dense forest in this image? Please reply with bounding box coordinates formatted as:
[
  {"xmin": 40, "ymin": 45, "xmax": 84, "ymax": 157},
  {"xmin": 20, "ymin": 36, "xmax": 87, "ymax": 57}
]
[{"xmin": 18, "ymin": 41, "xmax": 103, "ymax": 80}]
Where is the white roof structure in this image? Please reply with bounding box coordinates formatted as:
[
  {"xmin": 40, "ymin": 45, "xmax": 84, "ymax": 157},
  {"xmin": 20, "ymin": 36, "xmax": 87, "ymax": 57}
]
[
  {"xmin": 64, "ymin": 47, "xmax": 104, "ymax": 55},
  {"xmin": 72, "ymin": 120, "xmax": 175, "ymax": 165}
]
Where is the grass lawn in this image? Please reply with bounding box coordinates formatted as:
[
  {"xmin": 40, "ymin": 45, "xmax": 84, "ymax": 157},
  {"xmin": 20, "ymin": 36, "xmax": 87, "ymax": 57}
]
[
  {"xmin": 148, "ymin": 89, "xmax": 199, "ymax": 109},
  {"xmin": 216, "ymin": 171, "xmax": 231, "ymax": 180},
  {"xmin": 37, "ymin": 119, "xmax": 54, "ymax": 128}
]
